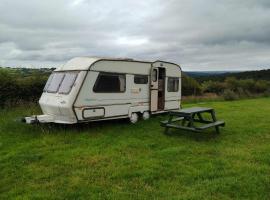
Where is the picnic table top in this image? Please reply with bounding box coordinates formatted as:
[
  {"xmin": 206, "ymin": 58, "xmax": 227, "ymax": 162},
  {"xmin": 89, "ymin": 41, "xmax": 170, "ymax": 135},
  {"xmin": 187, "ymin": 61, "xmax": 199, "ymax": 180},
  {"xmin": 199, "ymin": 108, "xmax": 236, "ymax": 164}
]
[{"xmin": 170, "ymin": 107, "xmax": 213, "ymax": 115}]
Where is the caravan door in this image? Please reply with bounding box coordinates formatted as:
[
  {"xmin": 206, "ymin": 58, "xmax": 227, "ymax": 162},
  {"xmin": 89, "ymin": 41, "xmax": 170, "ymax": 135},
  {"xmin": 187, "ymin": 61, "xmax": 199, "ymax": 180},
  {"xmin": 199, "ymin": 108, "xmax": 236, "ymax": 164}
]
[{"xmin": 150, "ymin": 67, "xmax": 158, "ymax": 112}]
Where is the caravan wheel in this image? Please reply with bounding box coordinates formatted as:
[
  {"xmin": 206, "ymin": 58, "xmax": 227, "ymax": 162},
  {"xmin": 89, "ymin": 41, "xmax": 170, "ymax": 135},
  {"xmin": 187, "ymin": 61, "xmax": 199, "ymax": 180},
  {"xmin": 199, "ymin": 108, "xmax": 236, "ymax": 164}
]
[
  {"xmin": 129, "ymin": 113, "xmax": 139, "ymax": 124},
  {"xmin": 142, "ymin": 111, "xmax": 150, "ymax": 120}
]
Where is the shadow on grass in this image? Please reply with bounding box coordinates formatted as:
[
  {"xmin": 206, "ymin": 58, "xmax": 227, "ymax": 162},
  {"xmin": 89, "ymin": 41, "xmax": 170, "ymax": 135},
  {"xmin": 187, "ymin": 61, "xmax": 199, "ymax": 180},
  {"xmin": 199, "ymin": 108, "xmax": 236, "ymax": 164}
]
[
  {"xmin": 32, "ymin": 118, "xmax": 132, "ymax": 135},
  {"xmin": 164, "ymin": 128, "xmax": 221, "ymax": 142},
  {"xmin": 21, "ymin": 113, "xmax": 223, "ymax": 142},
  {"xmin": 27, "ymin": 113, "xmax": 169, "ymax": 134}
]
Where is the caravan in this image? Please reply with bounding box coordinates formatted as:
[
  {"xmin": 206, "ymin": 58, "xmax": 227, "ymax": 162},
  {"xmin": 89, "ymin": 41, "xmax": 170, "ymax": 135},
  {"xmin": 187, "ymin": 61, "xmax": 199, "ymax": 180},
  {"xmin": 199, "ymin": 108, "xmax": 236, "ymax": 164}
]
[{"xmin": 25, "ymin": 57, "xmax": 182, "ymax": 124}]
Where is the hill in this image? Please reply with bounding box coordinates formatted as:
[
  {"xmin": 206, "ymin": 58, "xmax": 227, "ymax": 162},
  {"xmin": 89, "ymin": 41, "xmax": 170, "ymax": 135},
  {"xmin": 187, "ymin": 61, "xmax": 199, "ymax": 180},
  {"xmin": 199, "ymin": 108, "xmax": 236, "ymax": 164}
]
[
  {"xmin": 185, "ymin": 71, "xmax": 239, "ymax": 77},
  {"xmin": 186, "ymin": 69, "xmax": 270, "ymax": 82}
]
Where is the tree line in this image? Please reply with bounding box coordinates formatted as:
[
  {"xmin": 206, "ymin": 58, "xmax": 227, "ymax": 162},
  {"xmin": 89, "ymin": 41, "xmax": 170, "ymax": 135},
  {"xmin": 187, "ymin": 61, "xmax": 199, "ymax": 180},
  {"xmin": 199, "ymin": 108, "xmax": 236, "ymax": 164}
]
[
  {"xmin": 0, "ymin": 68, "xmax": 50, "ymax": 107},
  {"xmin": 0, "ymin": 67, "xmax": 269, "ymax": 107},
  {"xmin": 192, "ymin": 69, "xmax": 270, "ymax": 82}
]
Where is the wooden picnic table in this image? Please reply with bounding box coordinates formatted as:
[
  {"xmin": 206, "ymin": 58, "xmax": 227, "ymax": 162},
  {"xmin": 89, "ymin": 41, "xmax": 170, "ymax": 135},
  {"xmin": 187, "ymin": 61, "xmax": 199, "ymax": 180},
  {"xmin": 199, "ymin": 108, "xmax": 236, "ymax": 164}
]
[{"xmin": 160, "ymin": 107, "xmax": 225, "ymax": 134}]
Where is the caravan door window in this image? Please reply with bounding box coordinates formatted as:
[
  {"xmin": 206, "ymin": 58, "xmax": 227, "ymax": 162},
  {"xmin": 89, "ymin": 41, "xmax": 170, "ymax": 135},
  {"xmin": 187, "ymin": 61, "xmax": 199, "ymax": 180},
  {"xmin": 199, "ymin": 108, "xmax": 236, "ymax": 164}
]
[
  {"xmin": 93, "ymin": 72, "xmax": 126, "ymax": 93},
  {"xmin": 167, "ymin": 77, "xmax": 179, "ymax": 92},
  {"xmin": 59, "ymin": 72, "xmax": 78, "ymax": 94},
  {"xmin": 152, "ymin": 69, "xmax": 157, "ymax": 82},
  {"xmin": 47, "ymin": 73, "xmax": 65, "ymax": 93}
]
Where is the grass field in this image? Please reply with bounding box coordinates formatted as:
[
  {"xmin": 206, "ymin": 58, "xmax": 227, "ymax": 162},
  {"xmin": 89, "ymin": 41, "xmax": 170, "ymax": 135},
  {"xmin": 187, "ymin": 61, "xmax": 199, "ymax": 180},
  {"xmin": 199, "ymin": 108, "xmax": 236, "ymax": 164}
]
[{"xmin": 0, "ymin": 98, "xmax": 270, "ymax": 199}]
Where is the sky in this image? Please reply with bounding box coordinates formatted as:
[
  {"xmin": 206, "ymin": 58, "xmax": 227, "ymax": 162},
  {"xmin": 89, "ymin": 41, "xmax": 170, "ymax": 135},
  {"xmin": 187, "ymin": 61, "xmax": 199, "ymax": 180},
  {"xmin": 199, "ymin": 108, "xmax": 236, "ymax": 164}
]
[{"xmin": 0, "ymin": 0, "xmax": 270, "ymax": 71}]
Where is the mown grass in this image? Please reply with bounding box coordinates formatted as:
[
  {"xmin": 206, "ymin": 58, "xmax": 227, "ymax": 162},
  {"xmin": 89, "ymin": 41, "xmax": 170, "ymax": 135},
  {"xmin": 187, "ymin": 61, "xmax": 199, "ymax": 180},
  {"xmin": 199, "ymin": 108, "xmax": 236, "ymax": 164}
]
[{"xmin": 0, "ymin": 98, "xmax": 270, "ymax": 199}]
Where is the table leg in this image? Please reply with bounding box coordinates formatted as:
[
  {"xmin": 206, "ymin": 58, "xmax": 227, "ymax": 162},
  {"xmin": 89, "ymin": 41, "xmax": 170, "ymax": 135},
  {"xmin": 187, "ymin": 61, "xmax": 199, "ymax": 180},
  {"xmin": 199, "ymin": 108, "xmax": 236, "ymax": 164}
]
[
  {"xmin": 165, "ymin": 115, "xmax": 173, "ymax": 134},
  {"xmin": 190, "ymin": 113, "xmax": 195, "ymax": 128},
  {"xmin": 187, "ymin": 119, "xmax": 191, "ymax": 127},
  {"xmin": 187, "ymin": 114, "xmax": 194, "ymax": 127},
  {"xmin": 182, "ymin": 118, "xmax": 186, "ymax": 126},
  {"xmin": 197, "ymin": 112, "xmax": 203, "ymax": 122},
  {"xmin": 210, "ymin": 110, "xmax": 220, "ymax": 133}
]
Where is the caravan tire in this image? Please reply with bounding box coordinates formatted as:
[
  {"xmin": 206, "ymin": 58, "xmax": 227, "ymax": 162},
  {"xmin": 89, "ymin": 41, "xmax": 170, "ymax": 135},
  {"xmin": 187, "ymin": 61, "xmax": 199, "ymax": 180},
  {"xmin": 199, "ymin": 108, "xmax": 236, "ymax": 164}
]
[
  {"xmin": 129, "ymin": 113, "xmax": 139, "ymax": 124},
  {"xmin": 142, "ymin": 111, "xmax": 150, "ymax": 120}
]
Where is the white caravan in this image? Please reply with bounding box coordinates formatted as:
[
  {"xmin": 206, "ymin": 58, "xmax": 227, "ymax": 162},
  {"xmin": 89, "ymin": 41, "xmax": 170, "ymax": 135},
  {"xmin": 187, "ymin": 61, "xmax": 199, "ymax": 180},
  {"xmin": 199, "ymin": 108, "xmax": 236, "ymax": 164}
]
[{"xmin": 25, "ymin": 57, "xmax": 182, "ymax": 124}]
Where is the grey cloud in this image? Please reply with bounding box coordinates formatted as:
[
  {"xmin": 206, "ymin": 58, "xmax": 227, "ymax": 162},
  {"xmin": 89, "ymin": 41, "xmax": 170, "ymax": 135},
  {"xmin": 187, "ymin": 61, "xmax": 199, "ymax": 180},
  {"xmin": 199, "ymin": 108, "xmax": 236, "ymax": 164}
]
[{"xmin": 0, "ymin": 0, "xmax": 270, "ymax": 70}]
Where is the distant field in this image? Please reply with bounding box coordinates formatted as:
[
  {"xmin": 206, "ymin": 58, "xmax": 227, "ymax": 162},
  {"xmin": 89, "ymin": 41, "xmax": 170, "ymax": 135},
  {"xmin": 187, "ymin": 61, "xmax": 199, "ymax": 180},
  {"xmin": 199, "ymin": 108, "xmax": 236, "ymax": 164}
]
[{"xmin": 0, "ymin": 98, "xmax": 270, "ymax": 199}]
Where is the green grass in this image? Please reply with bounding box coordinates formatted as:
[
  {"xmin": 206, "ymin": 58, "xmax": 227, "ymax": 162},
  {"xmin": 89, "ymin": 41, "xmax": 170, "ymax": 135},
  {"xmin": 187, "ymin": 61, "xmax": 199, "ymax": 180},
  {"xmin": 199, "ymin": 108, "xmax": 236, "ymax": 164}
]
[{"xmin": 0, "ymin": 98, "xmax": 270, "ymax": 199}]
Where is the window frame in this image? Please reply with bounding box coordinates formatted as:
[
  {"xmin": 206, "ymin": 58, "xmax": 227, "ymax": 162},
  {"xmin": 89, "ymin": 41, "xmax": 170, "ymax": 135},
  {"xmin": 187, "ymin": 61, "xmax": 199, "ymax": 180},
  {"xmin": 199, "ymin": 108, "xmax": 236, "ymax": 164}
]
[
  {"xmin": 58, "ymin": 72, "xmax": 78, "ymax": 95},
  {"xmin": 43, "ymin": 73, "xmax": 54, "ymax": 92},
  {"xmin": 134, "ymin": 74, "xmax": 148, "ymax": 84},
  {"xmin": 46, "ymin": 72, "xmax": 65, "ymax": 93},
  {"xmin": 152, "ymin": 69, "xmax": 157, "ymax": 82},
  {"xmin": 93, "ymin": 72, "xmax": 126, "ymax": 93},
  {"xmin": 167, "ymin": 77, "xmax": 179, "ymax": 92}
]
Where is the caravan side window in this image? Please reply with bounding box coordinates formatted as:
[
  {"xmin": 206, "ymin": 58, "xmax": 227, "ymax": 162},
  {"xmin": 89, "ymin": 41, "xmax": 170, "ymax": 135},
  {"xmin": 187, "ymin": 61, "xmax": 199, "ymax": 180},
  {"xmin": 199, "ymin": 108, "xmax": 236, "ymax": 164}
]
[
  {"xmin": 167, "ymin": 77, "xmax": 179, "ymax": 92},
  {"xmin": 93, "ymin": 72, "xmax": 126, "ymax": 93},
  {"xmin": 134, "ymin": 75, "xmax": 148, "ymax": 84}
]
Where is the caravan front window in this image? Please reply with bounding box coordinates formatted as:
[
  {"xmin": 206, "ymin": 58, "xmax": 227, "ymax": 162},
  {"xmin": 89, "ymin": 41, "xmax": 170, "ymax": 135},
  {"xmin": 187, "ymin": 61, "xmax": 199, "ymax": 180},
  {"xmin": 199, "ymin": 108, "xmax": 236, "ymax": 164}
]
[
  {"xmin": 43, "ymin": 74, "xmax": 54, "ymax": 92},
  {"xmin": 47, "ymin": 73, "xmax": 65, "ymax": 93},
  {"xmin": 44, "ymin": 72, "xmax": 78, "ymax": 94},
  {"xmin": 59, "ymin": 72, "xmax": 78, "ymax": 94}
]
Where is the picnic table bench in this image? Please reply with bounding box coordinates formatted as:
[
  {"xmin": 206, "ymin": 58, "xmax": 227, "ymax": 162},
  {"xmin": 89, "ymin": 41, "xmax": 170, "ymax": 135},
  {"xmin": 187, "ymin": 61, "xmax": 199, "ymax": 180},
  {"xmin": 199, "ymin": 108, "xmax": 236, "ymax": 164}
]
[{"xmin": 160, "ymin": 107, "xmax": 225, "ymax": 134}]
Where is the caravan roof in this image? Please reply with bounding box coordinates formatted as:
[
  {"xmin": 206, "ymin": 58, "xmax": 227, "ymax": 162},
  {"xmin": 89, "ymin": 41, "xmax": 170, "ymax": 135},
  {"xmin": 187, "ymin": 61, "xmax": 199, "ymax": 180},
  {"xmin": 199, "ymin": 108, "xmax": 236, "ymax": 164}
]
[
  {"xmin": 55, "ymin": 57, "xmax": 152, "ymax": 71},
  {"xmin": 55, "ymin": 57, "xmax": 181, "ymax": 73},
  {"xmin": 55, "ymin": 57, "xmax": 101, "ymax": 71}
]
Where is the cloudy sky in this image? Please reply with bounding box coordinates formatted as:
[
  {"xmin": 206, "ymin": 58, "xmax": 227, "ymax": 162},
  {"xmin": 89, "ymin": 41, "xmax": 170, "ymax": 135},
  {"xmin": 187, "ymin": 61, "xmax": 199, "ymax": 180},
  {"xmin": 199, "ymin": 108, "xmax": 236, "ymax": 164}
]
[{"xmin": 0, "ymin": 0, "xmax": 270, "ymax": 71}]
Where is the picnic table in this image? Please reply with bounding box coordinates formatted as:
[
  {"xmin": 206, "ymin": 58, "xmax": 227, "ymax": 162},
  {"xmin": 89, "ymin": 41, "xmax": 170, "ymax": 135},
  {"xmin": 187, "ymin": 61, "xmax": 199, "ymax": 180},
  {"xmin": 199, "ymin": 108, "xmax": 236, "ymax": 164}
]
[{"xmin": 160, "ymin": 107, "xmax": 225, "ymax": 134}]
